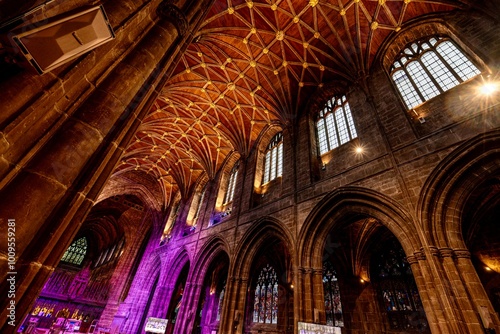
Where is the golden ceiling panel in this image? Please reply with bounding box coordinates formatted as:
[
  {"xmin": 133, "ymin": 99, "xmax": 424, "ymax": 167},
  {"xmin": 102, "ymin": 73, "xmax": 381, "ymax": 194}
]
[{"xmin": 117, "ymin": 0, "xmax": 463, "ymax": 206}]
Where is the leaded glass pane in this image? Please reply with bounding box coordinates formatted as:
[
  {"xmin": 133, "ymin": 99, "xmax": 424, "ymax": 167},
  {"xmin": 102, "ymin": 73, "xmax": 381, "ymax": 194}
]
[
  {"xmin": 325, "ymin": 113, "xmax": 338, "ymax": 150},
  {"xmin": 372, "ymin": 239, "xmax": 429, "ymax": 332},
  {"xmin": 253, "ymin": 264, "xmax": 278, "ymax": 324},
  {"xmin": 436, "ymin": 41, "xmax": 480, "ymax": 81},
  {"xmin": 262, "ymin": 133, "xmax": 283, "ymax": 184},
  {"xmin": 406, "ymin": 61, "xmax": 440, "ymax": 100},
  {"xmin": 61, "ymin": 237, "xmax": 87, "ymax": 266},
  {"xmin": 277, "ymin": 142, "xmax": 283, "ymax": 178},
  {"xmin": 224, "ymin": 164, "xmax": 238, "ymax": 204},
  {"xmin": 421, "ymin": 51, "xmax": 459, "ymax": 91},
  {"xmin": 391, "ymin": 35, "xmax": 482, "ymax": 110},
  {"xmin": 217, "ymin": 282, "xmax": 226, "ymax": 321},
  {"xmin": 323, "ymin": 261, "xmax": 344, "ymax": 327},
  {"xmin": 317, "ymin": 120, "xmax": 328, "ymax": 155},
  {"xmin": 264, "ymin": 151, "xmax": 271, "ymax": 183},
  {"xmin": 316, "ymin": 95, "xmax": 357, "ymax": 155}
]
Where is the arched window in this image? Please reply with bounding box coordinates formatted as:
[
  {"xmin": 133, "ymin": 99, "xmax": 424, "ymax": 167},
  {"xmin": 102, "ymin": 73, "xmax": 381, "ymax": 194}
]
[
  {"xmin": 253, "ymin": 264, "xmax": 278, "ymax": 324},
  {"xmin": 216, "ymin": 281, "xmax": 226, "ymax": 321},
  {"xmin": 263, "ymin": 132, "xmax": 283, "ymax": 184},
  {"xmin": 194, "ymin": 186, "xmax": 206, "ymax": 221},
  {"xmin": 323, "ymin": 261, "xmax": 344, "ymax": 327},
  {"xmin": 61, "ymin": 237, "xmax": 87, "ymax": 266},
  {"xmin": 223, "ymin": 163, "xmax": 238, "ymax": 204},
  {"xmin": 372, "ymin": 239, "xmax": 429, "ymax": 332},
  {"xmin": 391, "ymin": 35, "xmax": 481, "ymax": 110},
  {"xmin": 316, "ymin": 95, "xmax": 357, "ymax": 155}
]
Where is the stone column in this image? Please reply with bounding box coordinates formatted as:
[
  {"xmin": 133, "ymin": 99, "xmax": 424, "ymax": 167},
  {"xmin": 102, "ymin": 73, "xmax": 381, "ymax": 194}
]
[
  {"xmin": 311, "ymin": 267, "xmax": 324, "ymax": 324},
  {"xmin": 0, "ymin": 1, "xmax": 208, "ymax": 331},
  {"xmin": 220, "ymin": 276, "xmax": 248, "ymax": 334},
  {"xmin": 174, "ymin": 282, "xmax": 201, "ymax": 334},
  {"xmin": 297, "ymin": 266, "xmax": 314, "ymax": 322},
  {"xmin": 407, "ymin": 251, "xmax": 442, "ymax": 333},
  {"xmin": 454, "ymin": 249, "xmax": 500, "ymax": 333}
]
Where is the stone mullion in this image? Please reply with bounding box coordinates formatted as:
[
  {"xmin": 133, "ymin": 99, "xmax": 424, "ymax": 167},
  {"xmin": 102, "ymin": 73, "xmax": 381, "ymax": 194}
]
[{"xmin": 454, "ymin": 249, "xmax": 500, "ymax": 333}]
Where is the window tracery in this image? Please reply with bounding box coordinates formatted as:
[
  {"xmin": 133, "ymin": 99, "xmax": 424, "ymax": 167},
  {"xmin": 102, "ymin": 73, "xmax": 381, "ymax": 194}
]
[
  {"xmin": 253, "ymin": 264, "xmax": 278, "ymax": 324},
  {"xmin": 61, "ymin": 237, "xmax": 87, "ymax": 266},
  {"xmin": 223, "ymin": 163, "xmax": 238, "ymax": 204},
  {"xmin": 390, "ymin": 35, "xmax": 481, "ymax": 109},
  {"xmin": 263, "ymin": 132, "xmax": 283, "ymax": 184},
  {"xmin": 316, "ymin": 95, "xmax": 357, "ymax": 155},
  {"xmin": 323, "ymin": 261, "xmax": 344, "ymax": 327}
]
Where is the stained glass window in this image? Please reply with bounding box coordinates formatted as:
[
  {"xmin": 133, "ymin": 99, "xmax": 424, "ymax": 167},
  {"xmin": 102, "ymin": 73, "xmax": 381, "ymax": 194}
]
[
  {"xmin": 216, "ymin": 281, "xmax": 226, "ymax": 321},
  {"xmin": 253, "ymin": 264, "xmax": 278, "ymax": 324},
  {"xmin": 223, "ymin": 163, "xmax": 239, "ymax": 204},
  {"xmin": 372, "ymin": 239, "xmax": 429, "ymax": 332},
  {"xmin": 316, "ymin": 95, "xmax": 357, "ymax": 155},
  {"xmin": 61, "ymin": 237, "xmax": 87, "ymax": 266},
  {"xmin": 390, "ymin": 35, "xmax": 481, "ymax": 110},
  {"xmin": 263, "ymin": 133, "xmax": 283, "ymax": 184},
  {"xmin": 323, "ymin": 261, "xmax": 344, "ymax": 327}
]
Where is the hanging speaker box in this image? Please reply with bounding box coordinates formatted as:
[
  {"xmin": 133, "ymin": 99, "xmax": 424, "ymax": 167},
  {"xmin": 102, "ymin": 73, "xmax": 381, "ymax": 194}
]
[{"xmin": 10, "ymin": 5, "xmax": 115, "ymax": 74}]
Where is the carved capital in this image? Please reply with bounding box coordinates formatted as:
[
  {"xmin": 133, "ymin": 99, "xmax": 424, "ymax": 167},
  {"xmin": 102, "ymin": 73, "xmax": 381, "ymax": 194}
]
[
  {"xmin": 429, "ymin": 246, "xmax": 440, "ymax": 257},
  {"xmin": 439, "ymin": 247, "xmax": 454, "ymax": 258},
  {"xmin": 157, "ymin": 2, "xmax": 188, "ymax": 36},
  {"xmin": 414, "ymin": 251, "xmax": 426, "ymax": 261},
  {"xmin": 453, "ymin": 249, "xmax": 471, "ymax": 259},
  {"xmin": 406, "ymin": 255, "xmax": 419, "ymax": 265}
]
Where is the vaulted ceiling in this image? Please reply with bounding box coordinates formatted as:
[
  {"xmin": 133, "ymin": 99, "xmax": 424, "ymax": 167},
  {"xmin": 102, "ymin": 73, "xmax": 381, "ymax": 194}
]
[{"xmin": 112, "ymin": 0, "xmax": 468, "ymax": 208}]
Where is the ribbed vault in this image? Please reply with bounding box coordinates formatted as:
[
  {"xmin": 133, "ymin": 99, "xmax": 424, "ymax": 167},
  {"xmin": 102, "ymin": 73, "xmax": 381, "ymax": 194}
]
[{"xmin": 115, "ymin": 0, "xmax": 465, "ymax": 205}]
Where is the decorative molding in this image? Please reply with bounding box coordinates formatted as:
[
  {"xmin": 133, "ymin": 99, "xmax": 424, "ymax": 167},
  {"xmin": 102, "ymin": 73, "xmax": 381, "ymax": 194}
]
[
  {"xmin": 157, "ymin": 2, "xmax": 188, "ymax": 37},
  {"xmin": 406, "ymin": 255, "xmax": 418, "ymax": 265},
  {"xmin": 453, "ymin": 249, "xmax": 471, "ymax": 259},
  {"xmin": 439, "ymin": 248, "xmax": 454, "ymax": 258}
]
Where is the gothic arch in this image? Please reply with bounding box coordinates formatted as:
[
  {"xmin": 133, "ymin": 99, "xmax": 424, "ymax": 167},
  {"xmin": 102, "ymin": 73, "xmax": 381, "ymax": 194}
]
[
  {"xmin": 232, "ymin": 217, "xmax": 295, "ymax": 278},
  {"xmin": 190, "ymin": 235, "xmax": 231, "ymax": 283},
  {"xmin": 97, "ymin": 173, "xmax": 165, "ymax": 213},
  {"xmin": 299, "ymin": 186, "xmax": 422, "ymax": 269},
  {"xmin": 418, "ymin": 129, "xmax": 500, "ymax": 249},
  {"xmin": 160, "ymin": 247, "xmax": 191, "ymax": 286}
]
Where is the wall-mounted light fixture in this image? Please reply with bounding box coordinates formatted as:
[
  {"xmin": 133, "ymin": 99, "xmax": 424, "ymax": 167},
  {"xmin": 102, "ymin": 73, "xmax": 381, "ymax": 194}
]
[{"xmin": 9, "ymin": 5, "xmax": 115, "ymax": 74}]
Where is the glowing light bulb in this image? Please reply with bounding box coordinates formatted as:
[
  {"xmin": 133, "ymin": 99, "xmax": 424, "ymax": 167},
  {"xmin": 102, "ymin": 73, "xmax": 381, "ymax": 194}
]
[{"xmin": 355, "ymin": 146, "xmax": 364, "ymax": 154}]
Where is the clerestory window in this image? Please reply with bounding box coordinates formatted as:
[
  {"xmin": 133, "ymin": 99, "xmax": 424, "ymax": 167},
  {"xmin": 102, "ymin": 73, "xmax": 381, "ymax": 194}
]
[
  {"xmin": 391, "ymin": 35, "xmax": 481, "ymax": 110},
  {"xmin": 263, "ymin": 132, "xmax": 283, "ymax": 184},
  {"xmin": 223, "ymin": 163, "xmax": 239, "ymax": 204},
  {"xmin": 316, "ymin": 95, "xmax": 357, "ymax": 155}
]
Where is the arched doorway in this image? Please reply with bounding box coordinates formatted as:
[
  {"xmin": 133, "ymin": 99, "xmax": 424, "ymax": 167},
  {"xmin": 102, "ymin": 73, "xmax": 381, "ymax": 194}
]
[
  {"xmin": 321, "ymin": 218, "xmax": 429, "ymax": 333},
  {"xmin": 244, "ymin": 237, "xmax": 293, "ymax": 334},
  {"xmin": 165, "ymin": 264, "xmax": 189, "ymax": 334},
  {"xmin": 462, "ymin": 178, "xmax": 500, "ymax": 317},
  {"xmin": 193, "ymin": 252, "xmax": 230, "ymax": 334}
]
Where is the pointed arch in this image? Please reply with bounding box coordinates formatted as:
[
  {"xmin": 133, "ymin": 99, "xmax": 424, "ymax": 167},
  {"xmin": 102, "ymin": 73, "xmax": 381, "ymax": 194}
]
[
  {"xmin": 232, "ymin": 217, "xmax": 295, "ymax": 277},
  {"xmin": 161, "ymin": 247, "xmax": 191, "ymax": 286},
  {"xmin": 418, "ymin": 129, "xmax": 500, "ymax": 249},
  {"xmin": 190, "ymin": 235, "xmax": 231, "ymax": 283},
  {"xmin": 299, "ymin": 186, "xmax": 421, "ymax": 270}
]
